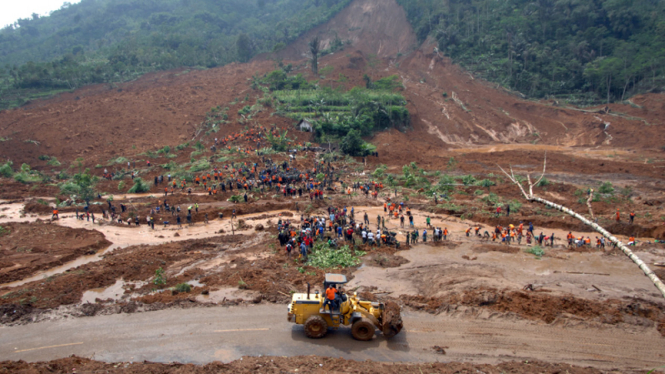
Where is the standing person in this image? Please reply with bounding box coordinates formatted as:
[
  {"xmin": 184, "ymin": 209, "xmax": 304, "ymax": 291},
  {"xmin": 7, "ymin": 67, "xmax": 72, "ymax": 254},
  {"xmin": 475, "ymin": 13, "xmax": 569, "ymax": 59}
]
[
  {"xmin": 422, "ymin": 229, "xmax": 427, "ymax": 243},
  {"xmin": 426, "ymin": 216, "xmax": 431, "ymax": 228},
  {"xmin": 528, "ymin": 222, "xmax": 534, "ymax": 236},
  {"xmin": 91, "ymin": 212, "xmax": 95, "ymax": 223},
  {"xmin": 630, "ymin": 211, "xmax": 635, "ymax": 224},
  {"xmin": 204, "ymin": 213, "xmax": 209, "ymax": 224},
  {"xmin": 506, "ymin": 204, "xmax": 510, "ymax": 217},
  {"xmin": 300, "ymin": 241, "xmax": 308, "ymax": 261},
  {"xmin": 550, "ymin": 233, "xmax": 555, "ymax": 247},
  {"xmin": 443, "ymin": 228, "xmax": 448, "ymax": 240},
  {"xmin": 364, "ymin": 212, "xmax": 369, "ymax": 225},
  {"xmin": 616, "ymin": 209, "xmax": 620, "ymax": 222},
  {"xmin": 496, "ymin": 206, "xmax": 501, "ymax": 217}
]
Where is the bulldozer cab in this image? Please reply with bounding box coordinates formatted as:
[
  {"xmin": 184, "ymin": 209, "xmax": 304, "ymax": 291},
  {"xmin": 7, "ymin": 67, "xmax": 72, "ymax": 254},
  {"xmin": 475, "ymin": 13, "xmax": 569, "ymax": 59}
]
[{"xmin": 323, "ymin": 273, "xmax": 347, "ymax": 290}]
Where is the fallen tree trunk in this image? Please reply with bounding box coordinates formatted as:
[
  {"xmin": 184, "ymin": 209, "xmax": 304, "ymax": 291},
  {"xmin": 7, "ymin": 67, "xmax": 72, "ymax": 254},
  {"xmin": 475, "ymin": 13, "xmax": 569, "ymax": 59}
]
[
  {"xmin": 499, "ymin": 156, "xmax": 665, "ymax": 299},
  {"xmin": 531, "ymin": 196, "xmax": 665, "ymax": 298}
]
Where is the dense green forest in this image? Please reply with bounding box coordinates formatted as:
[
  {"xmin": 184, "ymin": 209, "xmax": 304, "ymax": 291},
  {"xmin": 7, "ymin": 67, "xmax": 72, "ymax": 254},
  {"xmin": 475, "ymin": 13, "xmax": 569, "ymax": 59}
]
[
  {"xmin": 0, "ymin": 0, "xmax": 350, "ymax": 110},
  {"xmin": 396, "ymin": 0, "xmax": 665, "ymax": 104}
]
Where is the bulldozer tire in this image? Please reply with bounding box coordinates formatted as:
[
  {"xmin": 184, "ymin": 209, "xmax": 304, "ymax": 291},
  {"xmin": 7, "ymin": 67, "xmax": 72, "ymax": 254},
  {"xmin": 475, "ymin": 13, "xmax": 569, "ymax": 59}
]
[
  {"xmin": 304, "ymin": 315, "xmax": 328, "ymax": 339},
  {"xmin": 351, "ymin": 318, "xmax": 375, "ymax": 341}
]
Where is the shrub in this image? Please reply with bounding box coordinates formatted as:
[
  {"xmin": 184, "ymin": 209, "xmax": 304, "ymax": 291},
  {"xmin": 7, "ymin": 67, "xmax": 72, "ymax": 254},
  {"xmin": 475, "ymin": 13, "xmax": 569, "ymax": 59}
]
[
  {"xmin": 175, "ymin": 142, "xmax": 189, "ymax": 151},
  {"xmin": 461, "ymin": 174, "xmax": 477, "ymax": 186},
  {"xmin": 38, "ymin": 155, "xmax": 51, "ymax": 161},
  {"xmin": 527, "ymin": 246, "xmax": 544, "ymax": 258},
  {"xmin": 153, "ymin": 268, "xmax": 166, "ymax": 286},
  {"xmin": 478, "ymin": 179, "xmax": 495, "ymax": 191},
  {"xmin": 599, "ymin": 182, "xmax": 614, "ymax": 194},
  {"xmin": 190, "ymin": 159, "xmax": 211, "ymax": 172},
  {"xmin": 0, "ymin": 226, "xmax": 9, "ymax": 237},
  {"xmin": 0, "ymin": 161, "xmax": 13, "ymax": 178},
  {"xmin": 47, "ymin": 157, "xmax": 61, "ymax": 166},
  {"xmin": 175, "ymin": 283, "xmax": 192, "ymax": 293},
  {"xmin": 537, "ymin": 177, "xmax": 550, "ymax": 187},
  {"xmin": 118, "ymin": 181, "xmax": 126, "ymax": 191},
  {"xmin": 59, "ymin": 181, "xmax": 81, "ymax": 195},
  {"xmin": 128, "ymin": 178, "xmax": 150, "ymax": 193},
  {"xmin": 474, "ymin": 189, "xmax": 484, "ymax": 196}
]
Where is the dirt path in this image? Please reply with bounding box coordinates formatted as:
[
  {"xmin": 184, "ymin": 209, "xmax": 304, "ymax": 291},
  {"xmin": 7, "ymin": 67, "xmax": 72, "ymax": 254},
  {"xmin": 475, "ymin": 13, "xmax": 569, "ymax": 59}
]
[{"xmin": 0, "ymin": 304, "xmax": 661, "ymax": 371}]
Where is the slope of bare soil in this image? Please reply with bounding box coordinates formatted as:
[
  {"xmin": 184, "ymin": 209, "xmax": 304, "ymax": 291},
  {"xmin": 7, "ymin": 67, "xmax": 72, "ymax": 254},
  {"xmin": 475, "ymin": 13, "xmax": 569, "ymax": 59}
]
[
  {"xmin": 265, "ymin": 0, "xmax": 417, "ymax": 61},
  {"xmin": 0, "ymin": 222, "xmax": 110, "ymax": 284}
]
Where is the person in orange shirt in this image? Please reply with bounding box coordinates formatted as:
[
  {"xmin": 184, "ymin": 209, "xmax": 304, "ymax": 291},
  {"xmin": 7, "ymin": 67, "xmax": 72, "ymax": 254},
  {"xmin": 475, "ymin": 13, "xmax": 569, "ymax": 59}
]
[
  {"xmin": 324, "ymin": 285, "xmax": 337, "ymax": 312},
  {"xmin": 443, "ymin": 228, "xmax": 448, "ymax": 240},
  {"xmin": 52, "ymin": 209, "xmax": 59, "ymax": 220},
  {"xmin": 628, "ymin": 236, "xmax": 636, "ymax": 246},
  {"xmin": 616, "ymin": 209, "xmax": 620, "ymax": 222}
]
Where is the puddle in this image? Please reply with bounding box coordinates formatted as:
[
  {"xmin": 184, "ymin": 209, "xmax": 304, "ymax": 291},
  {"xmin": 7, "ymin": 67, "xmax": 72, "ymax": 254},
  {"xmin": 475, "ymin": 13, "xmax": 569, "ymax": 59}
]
[
  {"xmin": 196, "ymin": 287, "xmax": 259, "ymax": 303},
  {"xmin": 187, "ymin": 280, "xmax": 205, "ymax": 288},
  {"xmin": 81, "ymin": 278, "xmax": 147, "ymax": 304}
]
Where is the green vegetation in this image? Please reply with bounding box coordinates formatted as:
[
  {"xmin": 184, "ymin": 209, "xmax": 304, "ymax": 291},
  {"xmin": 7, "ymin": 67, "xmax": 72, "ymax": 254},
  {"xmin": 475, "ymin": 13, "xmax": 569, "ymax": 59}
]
[
  {"xmin": 0, "ymin": 226, "xmax": 9, "ymax": 237},
  {"xmin": 153, "ymin": 267, "xmax": 166, "ymax": 286},
  {"xmin": 397, "ymin": 0, "xmax": 665, "ymax": 104},
  {"xmin": 128, "ymin": 178, "xmax": 150, "ymax": 193},
  {"xmin": 308, "ymin": 243, "xmax": 366, "ymax": 268},
  {"xmin": 599, "ymin": 181, "xmax": 615, "ymax": 194},
  {"xmin": 256, "ymin": 69, "xmax": 409, "ymax": 155},
  {"xmin": 0, "ymin": 0, "xmax": 353, "ymax": 110},
  {"xmin": 0, "ymin": 161, "xmax": 14, "ymax": 178},
  {"xmin": 527, "ymin": 246, "xmax": 545, "ymax": 258},
  {"xmin": 537, "ymin": 178, "xmax": 551, "ymax": 187},
  {"xmin": 175, "ymin": 283, "xmax": 192, "ymax": 293},
  {"xmin": 190, "ymin": 159, "xmax": 211, "ymax": 172},
  {"xmin": 58, "ymin": 167, "xmax": 97, "ymax": 202}
]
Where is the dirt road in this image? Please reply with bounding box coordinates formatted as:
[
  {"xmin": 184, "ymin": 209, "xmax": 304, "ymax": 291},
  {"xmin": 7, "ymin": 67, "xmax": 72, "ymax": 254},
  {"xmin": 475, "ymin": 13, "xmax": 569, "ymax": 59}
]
[{"xmin": 0, "ymin": 304, "xmax": 662, "ymax": 371}]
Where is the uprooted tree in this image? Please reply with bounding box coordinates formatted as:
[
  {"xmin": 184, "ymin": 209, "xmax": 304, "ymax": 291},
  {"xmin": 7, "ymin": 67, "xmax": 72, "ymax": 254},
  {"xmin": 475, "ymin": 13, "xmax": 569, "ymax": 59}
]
[{"xmin": 498, "ymin": 154, "xmax": 665, "ymax": 299}]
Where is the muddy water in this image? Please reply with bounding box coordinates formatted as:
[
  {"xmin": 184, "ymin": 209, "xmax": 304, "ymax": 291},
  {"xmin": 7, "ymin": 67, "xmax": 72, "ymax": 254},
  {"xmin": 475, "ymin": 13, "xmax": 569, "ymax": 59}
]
[{"xmin": 195, "ymin": 287, "xmax": 260, "ymax": 303}]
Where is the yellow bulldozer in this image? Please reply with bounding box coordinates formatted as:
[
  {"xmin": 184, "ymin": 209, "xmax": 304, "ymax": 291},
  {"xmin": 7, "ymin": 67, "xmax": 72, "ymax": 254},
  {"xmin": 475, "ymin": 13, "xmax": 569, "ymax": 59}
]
[{"xmin": 287, "ymin": 274, "xmax": 403, "ymax": 340}]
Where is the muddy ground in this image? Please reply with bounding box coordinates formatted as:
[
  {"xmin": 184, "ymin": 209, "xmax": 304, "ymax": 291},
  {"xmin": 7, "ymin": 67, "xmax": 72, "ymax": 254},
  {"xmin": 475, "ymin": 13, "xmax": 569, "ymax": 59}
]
[
  {"xmin": 0, "ymin": 356, "xmax": 620, "ymax": 374},
  {"xmin": 0, "ymin": 222, "xmax": 110, "ymax": 284}
]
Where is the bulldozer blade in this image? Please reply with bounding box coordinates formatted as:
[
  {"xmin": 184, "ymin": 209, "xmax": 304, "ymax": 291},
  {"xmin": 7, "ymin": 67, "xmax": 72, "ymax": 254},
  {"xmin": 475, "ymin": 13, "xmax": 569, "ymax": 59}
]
[{"xmin": 381, "ymin": 301, "xmax": 403, "ymax": 338}]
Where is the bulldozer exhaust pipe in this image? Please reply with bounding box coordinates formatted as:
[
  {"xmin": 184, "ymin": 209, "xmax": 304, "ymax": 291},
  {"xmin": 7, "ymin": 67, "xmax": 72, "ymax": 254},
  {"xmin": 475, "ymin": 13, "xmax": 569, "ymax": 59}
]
[{"xmin": 307, "ymin": 283, "xmax": 311, "ymax": 300}]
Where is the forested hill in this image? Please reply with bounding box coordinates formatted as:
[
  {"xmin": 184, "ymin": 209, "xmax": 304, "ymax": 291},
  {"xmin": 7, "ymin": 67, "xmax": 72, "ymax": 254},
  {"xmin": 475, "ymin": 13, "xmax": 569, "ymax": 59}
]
[
  {"xmin": 397, "ymin": 0, "xmax": 665, "ymax": 105},
  {"xmin": 0, "ymin": 0, "xmax": 351, "ymax": 109}
]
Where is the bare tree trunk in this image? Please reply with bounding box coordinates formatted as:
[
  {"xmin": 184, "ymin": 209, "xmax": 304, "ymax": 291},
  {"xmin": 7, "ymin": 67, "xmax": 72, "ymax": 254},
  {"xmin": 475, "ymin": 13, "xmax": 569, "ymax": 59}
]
[{"xmin": 499, "ymin": 156, "xmax": 665, "ymax": 299}]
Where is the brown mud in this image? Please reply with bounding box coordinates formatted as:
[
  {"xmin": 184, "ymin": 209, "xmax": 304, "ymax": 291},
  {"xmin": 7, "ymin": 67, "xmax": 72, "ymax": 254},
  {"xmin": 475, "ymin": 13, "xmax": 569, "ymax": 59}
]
[
  {"xmin": 0, "ymin": 356, "xmax": 613, "ymax": 374},
  {"xmin": 0, "ymin": 222, "xmax": 110, "ymax": 284},
  {"xmin": 398, "ymin": 288, "xmax": 665, "ymax": 336}
]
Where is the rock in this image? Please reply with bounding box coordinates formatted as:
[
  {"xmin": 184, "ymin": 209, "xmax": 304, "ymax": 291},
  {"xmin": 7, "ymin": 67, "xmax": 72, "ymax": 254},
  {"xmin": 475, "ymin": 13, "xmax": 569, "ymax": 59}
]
[
  {"xmin": 255, "ymin": 224, "xmax": 264, "ymax": 231},
  {"xmin": 174, "ymin": 232, "xmax": 180, "ymax": 237}
]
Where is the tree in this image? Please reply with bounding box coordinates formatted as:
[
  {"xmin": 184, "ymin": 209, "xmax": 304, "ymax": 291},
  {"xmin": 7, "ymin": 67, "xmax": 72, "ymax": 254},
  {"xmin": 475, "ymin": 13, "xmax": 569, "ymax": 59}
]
[
  {"xmin": 309, "ymin": 36, "xmax": 320, "ymax": 75},
  {"xmin": 340, "ymin": 129, "xmax": 363, "ymax": 156},
  {"xmin": 237, "ymin": 34, "xmax": 253, "ymax": 63}
]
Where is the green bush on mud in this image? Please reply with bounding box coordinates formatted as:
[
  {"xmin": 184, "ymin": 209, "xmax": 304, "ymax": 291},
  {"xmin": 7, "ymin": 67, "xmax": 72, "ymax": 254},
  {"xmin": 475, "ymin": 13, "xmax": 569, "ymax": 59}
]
[
  {"xmin": 128, "ymin": 178, "xmax": 150, "ymax": 193},
  {"xmin": 527, "ymin": 246, "xmax": 544, "ymax": 258},
  {"xmin": 0, "ymin": 226, "xmax": 9, "ymax": 237},
  {"xmin": 0, "ymin": 161, "xmax": 14, "ymax": 178},
  {"xmin": 308, "ymin": 243, "xmax": 365, "ymax": 269},
  {"xmin": 175, "ymin": 283, "xmax": 191, "ymax": 293},
  {"xmin": 153, "ymin": 267, "xmax": 166, "ymax": 286}
]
